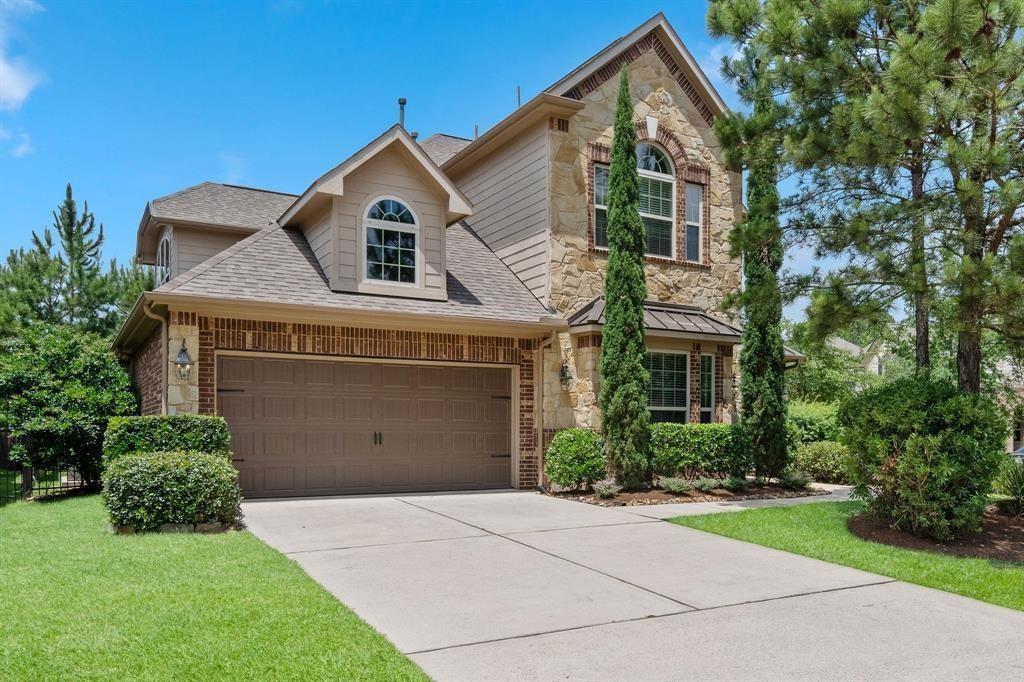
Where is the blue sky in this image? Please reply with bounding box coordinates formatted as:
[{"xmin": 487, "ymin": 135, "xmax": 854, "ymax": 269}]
[{"xmin": 1, "ymin": 0, "xmax": 814, "ymax": 315}]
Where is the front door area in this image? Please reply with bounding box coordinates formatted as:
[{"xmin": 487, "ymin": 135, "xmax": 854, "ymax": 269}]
[{"xmin": 217, "ymin": 355, "xmax": 513, "ymax": 497}]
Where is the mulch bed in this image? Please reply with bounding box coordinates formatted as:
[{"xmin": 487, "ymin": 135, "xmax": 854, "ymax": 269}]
[
  {"xmin": 548, "ymin": 484, "xmax": 829, "ymax": 507},
  {"xmin": 848, "ymin": 509, "xmax": 1024, "ymax": 564}
]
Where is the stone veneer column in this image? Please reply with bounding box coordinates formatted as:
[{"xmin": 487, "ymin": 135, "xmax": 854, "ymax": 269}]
[{"xmin": 166, "ymin": 311, "xmax": 200, "ymax": 415}]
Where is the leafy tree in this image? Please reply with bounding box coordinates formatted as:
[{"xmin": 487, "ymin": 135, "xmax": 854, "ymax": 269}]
[
  {"xmin": 0, "ymin": 325, "xmax": 137, "ymax": 488},
  {"xmin": 0, "ymin": 184, "xmax": 153, "ymax": 338},
  {"xmin": 707, "ymin": 7, "xmax": 789, "ymax": 478},
  {"xmin": 784, "ymin": 322, "xmax": 877, "ymax": 403},
  {"xmin": 598, "ymin": 68, "xmax": 651, "ymax": 488}
]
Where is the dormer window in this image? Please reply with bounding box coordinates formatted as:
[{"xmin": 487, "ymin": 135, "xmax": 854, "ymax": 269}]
[
  {"xmin": 155, "ymin": 234, "xmax": 172, "ymax": 285},
  {"xmin": 365, "ymin": 198, "xmax": 418, "ymax": 285}
]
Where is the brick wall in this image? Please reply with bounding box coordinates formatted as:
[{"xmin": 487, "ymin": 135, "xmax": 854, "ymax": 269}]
[
  {"xmin": 132, "ymin": 326, "xmax": 163, "ymax": 416},
  {"xmin": 169, "ymin": 312, "xmax": 541, "ymax": 488}
]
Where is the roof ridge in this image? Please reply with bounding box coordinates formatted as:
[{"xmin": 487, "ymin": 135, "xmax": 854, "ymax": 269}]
[
  {"xmin": 160, "ymin": 223, "xmax": 283, "ymax": 293},
  {"xmin": 217, "ymin": 183, "xmax": 298, "ymax": 197},
  {"xmin": 151, "ymin": 181, "xmax": 217, "ymax": 204}
]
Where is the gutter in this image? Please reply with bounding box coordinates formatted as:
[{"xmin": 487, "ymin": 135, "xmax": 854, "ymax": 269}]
[{"xmin": 141, "ymin": 300, "xmax": 168, "ymax": 415}]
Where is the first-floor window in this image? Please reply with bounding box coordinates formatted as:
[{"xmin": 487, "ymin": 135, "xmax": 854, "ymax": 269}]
[
  {"xmin": 645, "ymin": 351, "xmax": 689, "ymax": 423},
  {"xmin": 699, "ymin": 354, "xmax": 714, "ymax": 423}
]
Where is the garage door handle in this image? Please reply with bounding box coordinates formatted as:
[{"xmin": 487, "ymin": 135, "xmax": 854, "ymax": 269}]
[{"xmin": 491, "ymin": 454, "xmax": 511, "ymax": 459}]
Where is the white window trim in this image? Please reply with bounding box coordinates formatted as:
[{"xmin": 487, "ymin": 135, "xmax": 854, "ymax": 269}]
[
  {"xmin": 646, "ymin": 350, "xmax": 690, "ymax": 422},
  {"xmin": 685, "ymin": 182, "xmax": 704, "ymax": 263},
  {"xmin": 359, "ymin": 194, "xmax": 423, "ymax": 289},
  {"xmin": 699, "ymin": 353, "xmax": 715, "ymax": 423},
  {"xmin": 155, "ymin": 234, "xmax": 172, "ymax": 286},
  {"xmin": 594, "ymin": 143, "xmax": 677, "ymax": 260}
]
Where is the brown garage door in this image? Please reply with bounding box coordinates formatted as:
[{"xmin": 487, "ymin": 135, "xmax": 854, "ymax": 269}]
[{"xmin": 217, "ymin": 356, "xmax": 513, "ymax": 498}]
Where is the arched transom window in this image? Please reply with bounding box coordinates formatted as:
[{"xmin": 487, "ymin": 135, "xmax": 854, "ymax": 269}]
[
  {"xmin": 155, "ymin": 234, "xmax": 172, "ymax": 285},
  {"xmin": 594, "ymin": 142, "xmax": 676, "ymax": 258},
  {"xmin": 365, "ymin": 198, "xmax": 417, "ymax": 284}
]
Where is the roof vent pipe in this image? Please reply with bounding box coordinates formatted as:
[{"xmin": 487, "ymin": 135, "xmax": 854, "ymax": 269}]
[
  {"xmin": 474, "ymin": 125, "xmax": 479, "ymax": 139},
  {"xmin": 410, "ymin": 131, "xmax": 419, "ymax": 140},
  {"xmin": 398, "ymin": 98, "xmax": 407, "ymax": 128}
]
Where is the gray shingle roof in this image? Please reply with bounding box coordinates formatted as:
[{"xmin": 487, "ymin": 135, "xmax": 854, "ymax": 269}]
[
  {"xmin": 568, "ymin": 296, "xmax": 743, "ymax": 339},
  {"xmin": 149, "ymin": 182, "xmax": 297, "ymax": 230},
  {"xmin": 419, "ymin": 134, "xmax": 472, "ymax": 166},
  {"xmin": 157, "ymin": 222, "xmax": 556, "ymax": 325}
]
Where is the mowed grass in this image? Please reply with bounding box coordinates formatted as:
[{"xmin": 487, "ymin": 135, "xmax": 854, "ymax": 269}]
[
  {"xmin": 0, "ymin": 495, "xmax": 425, "ymax": 681},
  {"xmin": 671, "ymin": 501, "xmax": 1024, "ymax": 612}
]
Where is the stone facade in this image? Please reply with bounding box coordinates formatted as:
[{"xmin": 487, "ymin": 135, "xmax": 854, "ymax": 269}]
[
  {"xmin": 146, "ymin": 310, "xmax": 542, "ymax": 488},
  {"xmin": 543, "ymin": 40, "xmax": 743, "ymax": 431}
]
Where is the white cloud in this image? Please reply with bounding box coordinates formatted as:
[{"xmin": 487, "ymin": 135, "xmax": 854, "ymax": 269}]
[
  {"xmin": 11, "ymin": 130, "xmax": 30, "ymax": 156},
  {"xmin": 0, "ymin": 0, "xmax": 43, "ymax": 111},
  {"xmin": 699, "ymin": 42, "xmax": 743, "ymax": 110},
  {"xmin": 217, "ymin": 151, "xmax": 248, "ymax": 184}
]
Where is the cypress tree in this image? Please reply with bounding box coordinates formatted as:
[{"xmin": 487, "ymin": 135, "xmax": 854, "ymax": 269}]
[{"xmin": 598, "ymin": 68, "xmax": 651, "ymax": 488}]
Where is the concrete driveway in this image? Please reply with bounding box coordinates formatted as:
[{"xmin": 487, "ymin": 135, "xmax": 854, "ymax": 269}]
[{"xmin": 243, "ymin": 491, "xmax": 1024, "ymax": 681}]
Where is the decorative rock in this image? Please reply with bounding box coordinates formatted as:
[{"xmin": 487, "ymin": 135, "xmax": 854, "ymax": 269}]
[
  {"xmin": 109, "ymin": 524, "xmax": 135, "ymax": 535},
  {"xmin": 195, "ymin": 522, "xmax": 224, "ymax": 533}
]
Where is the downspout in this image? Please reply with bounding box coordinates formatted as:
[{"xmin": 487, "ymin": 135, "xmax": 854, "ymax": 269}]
[
  {"xmin": 535, "ymin": 331, "xmax": 557, "ymax": 490},
  {"xmin": 142, "ymin": 299, "xmax": 168, "ymax": 415}
]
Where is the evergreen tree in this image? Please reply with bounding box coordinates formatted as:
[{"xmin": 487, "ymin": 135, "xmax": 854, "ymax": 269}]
[
  {"xmin": 707, "ymin": 5, "xmax": 790, "ymax": 477},
  {"xmin": 598, "ymin": 68, "xmax": 651, "ymax": 488}
]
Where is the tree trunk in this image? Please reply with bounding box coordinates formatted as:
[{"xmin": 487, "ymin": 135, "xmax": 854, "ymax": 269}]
[
  {"xmin": 910, "ymin": 158, "xmax": 929, "ymax": 373},
  {"xmin": 957, "ymin": 212, "xmax": 984, "ymax": 394}
]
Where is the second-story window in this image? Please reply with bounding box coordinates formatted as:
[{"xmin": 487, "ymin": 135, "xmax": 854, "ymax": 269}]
[
  {"xmin": 365, "ymin": 198, "xmax": 417, "ymax": 285},
  {"xmin": 594, "ymin": 143, "xmax": 675, "ymax": 258},
  {"xmin": 685, "ymin": 182, "xmax": 703, "ymax": 263},
  {"xmin": 155, "ymin": 235, "xmax": 171, "ymax": 285}
]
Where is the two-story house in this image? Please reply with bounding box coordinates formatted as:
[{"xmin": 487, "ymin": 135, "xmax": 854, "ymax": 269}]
[{"xmin": 113, "ymin": 14, "xmax": 746, "ymax": 497}]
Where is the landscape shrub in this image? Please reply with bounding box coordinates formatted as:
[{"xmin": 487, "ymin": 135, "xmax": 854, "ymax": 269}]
[
  {"xmin": 658, "ymin": 477, "xmax": 692, "ymax": 495},
  {"xmin": 994, "ymin": 460, "xmax": 1024, "ymax": 517},
  {"xmin": 593, "ymin": 481, "xmax": 622, "ymax": 499},
  {"xmin": 793, "ymin": 440, "xmax": 851, "ymax": 484},
  {"xmin": 693, "ymin": 477, "xmax": 720, "ymax": 493},
  {"xmin": 778, "ymin": 468, "xmax": 812, "ymax": 490},
  {"xmin": 102, "ymin": 451, "xmax": 241, "ymax": 531},
  {"xmin": 787, "ymin": 401, "xmax": 840, "ymax": 446},
  {"xmin": 0, "ymin": 325, "xmax": 136, "ymax": 488},
  {"xmin": 650, "ymin": 423, "xmax": 751, "ymax": 480},
  {"xmin": 722, "ymin": 475, "xmax": 748, "ymax": 492},
  {"xmin": 840, "ymin": 376, "xmax": 1007, "ymax": 541},
  {"xmin": 104, "ymin": 415, "xmax": 231, "ymax": 464},
  {"xmin": 544, "ymin": 429, "xmax": 605, "ymax": 491}
]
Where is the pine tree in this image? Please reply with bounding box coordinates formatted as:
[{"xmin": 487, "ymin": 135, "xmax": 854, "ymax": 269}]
[
  {"xmin": 707, "ymin": 8, "xmax": 789, "ymax": 478},
  {"xmin": 598, "ymin": 68, "xmax": 651, "ymax": 488}
]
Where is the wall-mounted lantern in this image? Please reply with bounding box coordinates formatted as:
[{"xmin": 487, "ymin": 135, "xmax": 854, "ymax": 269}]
[
  {"xmin": 559, "ymin": 361, "xmax": 573, "ymax": 391},
  {"xmin": 173, "ymin": 340, "xmax": 194, "ymax": 381}
]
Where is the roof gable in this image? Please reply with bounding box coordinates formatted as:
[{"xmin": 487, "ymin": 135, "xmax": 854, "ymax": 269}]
[
  {"xmin": 279, "ymin": 125, "xmax": 473, "ymax": 227},
  {"xmin": 545, "ymin": 13, "xmax": 728, "ymax": 126}
]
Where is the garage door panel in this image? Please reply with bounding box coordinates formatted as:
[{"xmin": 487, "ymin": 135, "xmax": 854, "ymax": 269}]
[{"xmin": 218, "ymin": 357, "xmax": 512, "ymax": 497}]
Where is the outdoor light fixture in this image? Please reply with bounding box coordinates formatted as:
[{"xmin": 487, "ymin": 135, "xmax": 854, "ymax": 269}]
[
  {"xmin": 731, "ymin": 374, "xmax": 739, "ymax": 392},
  {"xmin": 559, "ymin": 361, "xmax": 573, "ymax": 391},
  {"xmin": 173, "ymin": 340, "xmax": 194, "ymax": 381}
]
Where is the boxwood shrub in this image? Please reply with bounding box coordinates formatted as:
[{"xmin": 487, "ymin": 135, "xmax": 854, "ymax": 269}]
[
  {"xmin": 793, "ymin": 440, "xmax": 851, "ymax": 484},
  {"xmin": 104, "ymin": 415, "xmax": 231, "ymax": 464},
  {"xmin": 545, "ymin": 429, "xmax": 605, "ymax": 490},
  {"xmin": 650, "ymin": 423, "xmax": 751, "ymax": 480},
  {"xmin": 840, "ymin": 376, "xmax": 1007, "ymax": 541},
  {"xmin": 102, "ymin": 451, "xmax": 241, "ymax": 531}
]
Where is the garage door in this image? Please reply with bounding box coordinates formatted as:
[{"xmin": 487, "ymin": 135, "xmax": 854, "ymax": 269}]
[{"xmin": 217, "ymin": 356, "xmax": 513, "ymax": 497}]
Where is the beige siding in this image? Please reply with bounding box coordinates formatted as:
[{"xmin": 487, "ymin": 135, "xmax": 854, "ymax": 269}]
[
  {"xmin": 332, "ymin": 145, "xmax": 447, "ymax": 300},
  {"xmin": 302, "ymin": 207, "xmax": 333, "ymax": 277},
  {"xmin": 453, "ymin": 122, "xmax": 549, "ymax": 302},
  {"xmin": 172, "ymin": 227, "xmax": 246, "ymax": 278}
]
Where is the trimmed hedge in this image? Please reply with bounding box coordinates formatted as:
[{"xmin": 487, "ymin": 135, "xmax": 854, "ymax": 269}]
[
  {"xmin": 787, "ymin": 401, "xmax": 840, "ymax": 446},
  {"xmin": 793, "ymin": 440, "xmax": 851, "ymax": 484},
  {"xmin": 840, "ymin": 376, "xmax": 1007, "ymax": 541},
  {"xmin": 651, "ymin": 423, "xmax": 751, "ymax": 480},
  {"xmin": 545, "ymin": 429, "xmax": 605, "ymax": 490},
  {"xmin": 102, "ymin": 451, "xmax": 241, "ymax": 531},
  {"xmin": 104, "ymin": 415, "xmax": 231, "ymax": 464}
]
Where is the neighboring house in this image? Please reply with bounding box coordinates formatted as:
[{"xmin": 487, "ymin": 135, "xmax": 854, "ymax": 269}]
[
  {"xmin": 113, "ymin": 14, "xmax": 747, "ymax": 498},
  {"xmin": 828, "ymin": 337, "xmax": 887, "ymax": 375}
]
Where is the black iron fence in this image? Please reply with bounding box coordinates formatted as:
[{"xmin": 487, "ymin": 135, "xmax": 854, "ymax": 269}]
[{"xmin": 0, "ymin": 432, "xmax": 85, "ymax": 503}]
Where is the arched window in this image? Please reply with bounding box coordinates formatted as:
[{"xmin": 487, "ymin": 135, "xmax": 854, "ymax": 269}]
[
  {"xmin": 365, "ymin": 198, "xmax": 418, "ymax": 284},
  {"xmin": 155, "ymin": 235, "xmax": 171, "ymax": 285},
  {"xmin": 594, "ymin": 142, "xmax": 676, "ymax": 258}
]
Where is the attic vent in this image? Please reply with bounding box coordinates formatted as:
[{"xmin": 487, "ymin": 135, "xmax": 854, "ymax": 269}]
[{"xmin": 556, "ymin": 118, "xmax": 570, "ymax": 132}]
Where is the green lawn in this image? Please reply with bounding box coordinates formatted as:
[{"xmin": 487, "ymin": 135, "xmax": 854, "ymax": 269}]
[
  {"xmin": 0, "ymin": 495, "xmax": 425, "ymax": 680},
  {"xmin": 671, "ymin": 501, "xmax": 1024, "ymax": 612}
]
